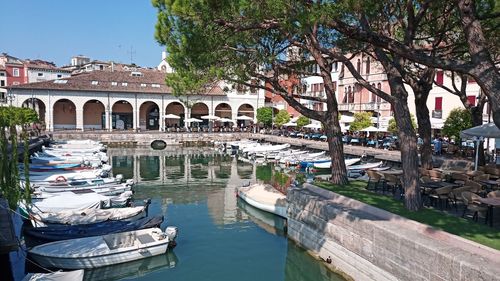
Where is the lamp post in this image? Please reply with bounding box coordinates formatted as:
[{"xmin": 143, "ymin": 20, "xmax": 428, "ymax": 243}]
[{"xmin": 376, "ymin": 102, "xmax": 380, "ymax": 129}]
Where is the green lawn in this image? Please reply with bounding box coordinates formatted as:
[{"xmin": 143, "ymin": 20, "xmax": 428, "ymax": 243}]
[{"xmin": 314, "ymin": 180, "xmax": 500, "ymax": 250}]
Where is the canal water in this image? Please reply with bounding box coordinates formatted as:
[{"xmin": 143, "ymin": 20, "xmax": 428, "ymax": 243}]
[
  {"xmin": 12, "ymin": 147, "xmax": 345, "ymax": 281},
  {"xmin": 90, "ymin": 147, "xmax": 345, "ymax": 281}
]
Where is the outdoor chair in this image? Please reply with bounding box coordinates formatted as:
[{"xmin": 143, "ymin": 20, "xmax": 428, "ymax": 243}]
[
  {"xmin": 420, "ymin": 176, "xmax": 436, "ymax": 200},
  {"xmin": 428, "ymin": 186, "xmax": 453, "ymax": 210},
  {"xmin": 474, "ymin": 174, "xmax": 490, "ymax": 182},
  {"xmin": 462, "ymin": 180, "xmax": 485, "ymax": 195},
  {"xmin": 450, "ymin": 173, "xmax": 469, "ymax": 185},
  {"xmin": 448, "ymin": 186, "xmax": 473, "ymax": 210},
  {"xmin": 418, "ymin": 168, "xmax": 430, "ymax": 177},
  {"xmin": 383, "ymin": 173, "xmax": 403, "ymax": 199},
  {"xmin": 461, "ymin": 191, "xmax": 488, "ymax": 223},
  {"xmin": 427, "ymin": 170, "xmax": 444, "ymax": 181},
  {"xmin": 366, "ymin": 170, "xmax": 383, "ymax": 191},
  {"xmin": 487, "ymin": 190, "xmax": 500, "ymax": 198}
]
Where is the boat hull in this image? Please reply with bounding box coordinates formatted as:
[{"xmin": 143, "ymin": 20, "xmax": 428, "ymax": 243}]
[{"xmin": 237, "ymin": 188, "xmax": 287, "ymax": 218}]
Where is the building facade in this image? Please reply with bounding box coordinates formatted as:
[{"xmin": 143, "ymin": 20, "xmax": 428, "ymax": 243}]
[
  {"xmin": 8, "ymin": 69, "xmax": 264, "ymax": 131},
  {"xmin": 26, "ymin": 60, "xmax": 71, "ymax": 83}
]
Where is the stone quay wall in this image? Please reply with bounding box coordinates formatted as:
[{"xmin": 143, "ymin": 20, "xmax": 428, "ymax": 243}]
[
  {"xmin": 287, "ymin": 184, "xmax": 500, "ymax": 281},
  {"xmin": 50, "ymin": 131, "xmax": 253, "ymax": 146}
]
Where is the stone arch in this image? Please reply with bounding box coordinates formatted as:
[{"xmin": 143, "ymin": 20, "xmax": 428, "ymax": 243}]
[
  {"xmin": 139, "ymin": 101, "xmax": 160, "ymax": 131},
  {"xmin": 237, "ymin": 103, "xmax": 254, "ymax": 118},
  {"xmin": 191, "ymin": 102, "xmax": 209, "ymax": 126},
  {"xmin": 165, "ymin": 101, "xmax": 185, "ymax": 128},
  {"xmin": 112, "ymin": 100, "xmax": 133, "ymax": 130},
  {"xmin": 83, "ymin": 100, "xmax": 105, "ymax": 130},
  {"xmin": 22, "ymin": 98, "xmax": 46, "ymax": 126},
  {"xmin": 53, "ymin": 98, "xmax": 76, "ymax": 130},
  {"xmin": 214, "ymin": 103, "xmax": 232, "ymax": 118}
]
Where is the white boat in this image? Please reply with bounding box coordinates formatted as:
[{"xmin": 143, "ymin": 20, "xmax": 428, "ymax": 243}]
[
  {"xmin": 24, "ymin": 167, "xmax": 111, "ymax": 183},
  {"xmin": 347, "ymin": 161, "xmax": 384, "ymax": 170},
  {"xmin": 22, "ymin": 269, "xmax": 84, "ymax": 281},
  {"xmin": 313, "ymin": 158, "xmax": 361, "ymax": 169},
  {"xmin": 245, "ymin": 143, "xmax": 291, "ymax": 155},
  {"xmin": 31, "ymin": 203, "xmax": 150, "ymax": 226},
  {"xmin": 237, "ymin": 183, "xmax": 287, "ymax": 218},
  {"xmin": 31, "ymin": 177, "xmax": 129, "ymax": 190},
  {"xmin": 29, "ymin": 227, "xmax": 178, "ymax": 269},
  {"xmin": 33, "ymin": 183, "xmax": 132, "ymax": 198}
]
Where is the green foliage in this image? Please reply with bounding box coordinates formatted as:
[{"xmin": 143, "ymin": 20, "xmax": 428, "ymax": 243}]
[
  {"xmin": 0, "ymin": 106, "xmax": 38, "ymax": 209},
  {"xmin": 274, "ymin": 110, "xmax": 290, "ymax": 127},
  {"xmin": 315, "ymin": 180, "xmax": 500, "ymax": 250},
  {"xmin": 256, "ymin": 107, "xmax": 273, "ymax": 127},
  {"xmin": 256, "ymin": 165, "xmax": 272, "ymax": 182},
  {"xmin": 387, "ymin": 114, "xmax": 417, "ymax": 135},
  {"xmin": 442, "ymin": 108, "xmax": 472, "ymax": 141},
  {"xmin": 296, "ymin": 116, "xmax": 310, "ymax": 128},
  {"xmin": 349, "ymin": 112, "xmax": 372, "ymax": 131}
]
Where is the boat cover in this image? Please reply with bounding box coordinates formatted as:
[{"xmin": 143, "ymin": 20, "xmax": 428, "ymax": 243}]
[{"xmin": 33, "ymin": 205, "xmax": 147, "ymax": 225}]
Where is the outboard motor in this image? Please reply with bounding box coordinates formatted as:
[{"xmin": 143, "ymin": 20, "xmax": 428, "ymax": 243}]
[
  {"xmin": 115, "ymin": 174, "xmax": 124, "ymax": 183},
  {"xmin": 165, "ymin": 226, "xmax": 178, "ymax": 248}
]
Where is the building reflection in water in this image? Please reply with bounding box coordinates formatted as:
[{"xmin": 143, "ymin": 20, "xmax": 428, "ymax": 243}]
[{"xmin": 108, "ymin": 147, "xmax": 258, "ymax": 226}]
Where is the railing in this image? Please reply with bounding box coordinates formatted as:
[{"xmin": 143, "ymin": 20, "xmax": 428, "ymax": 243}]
[
  {"xmin": 338, "ymin": 102, "xmax": 391, "ymax": 112},
  {"xmin": 432, "ymin": 110, "xmax": 442, "ymax": 119}
]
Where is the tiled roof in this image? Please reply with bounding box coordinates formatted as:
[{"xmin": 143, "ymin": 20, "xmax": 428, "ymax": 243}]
[
  {"xmin": 27, "ymin": 60, "xmax": 71, "ymax": 72},
  {"xmin": 8, "ymin": 70, "xmax": 226, "ymax": 96}
]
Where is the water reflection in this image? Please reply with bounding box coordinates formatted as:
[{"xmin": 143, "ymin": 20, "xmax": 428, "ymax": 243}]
[{"xmin": 104, "ymin": 148, "xmax": 344, "ymax": 281}]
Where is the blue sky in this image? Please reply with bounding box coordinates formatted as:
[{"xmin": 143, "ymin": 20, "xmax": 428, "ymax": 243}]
[{"xmin": 0, "ymin": 0, "xmax": 165, "ymax": 67}]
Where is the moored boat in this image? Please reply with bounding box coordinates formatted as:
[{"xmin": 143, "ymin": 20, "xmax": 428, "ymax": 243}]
[
  {"xmin": 29, "ymin": 227, "xmax": 178, "ymax": 269},
  {"xmin": 237, "ymin": 183, "xmax": 287, "ymax": 218},
  {"xmin": 22, "ymin": 269, "xmax": 84, "ymax": 281}
]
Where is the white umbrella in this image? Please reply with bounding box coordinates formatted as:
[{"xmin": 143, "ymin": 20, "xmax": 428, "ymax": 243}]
[
  {"xmin": 340, "ymin": 115, "xmax": 354, "ymax": 123},
  {"xmin": 283, "ymin": 122, "xmax": 297, "ymax": 127},
  {"xmin": 185, "ymin": 118, "xmax": 202, "ymax": 123},
  {"xmin": 360, "ymin": 126, "xmax": 381, "ymax": 132},
  {"xmin": 162, "ymin": 114, "xmax": 181, "ymax": 119},
  {"xmin": 236, "ymin": 115, "xmax": 254, "ymax": 121},
  {"xmin": 304, "ymin": 123, "xmax": 322, "ymax": 129},
  {"xmin": 201, "ymin": 115, "xmax": 220, "ymax": 120},
  {"xmin": 290, "ymin": 116, "xmax": 299, "ymax": 122},
  {"xmin": 460, "ymin": 122, "xmax": 500, "ymax": 139},
  {"xmin": 218, "ymin": 118, "xmax": 234, "ymax": 123}
]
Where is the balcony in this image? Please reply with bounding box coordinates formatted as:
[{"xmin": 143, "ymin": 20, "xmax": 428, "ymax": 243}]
[
  {"xmin": 305, "ymin": 91, "xmax": 325, "ymax": 98},
  {"xmin": 432, "ymin": 110, "xmax": 443, "ymax": 119},
  {"xmin": 338, "ymin": 102, "xmax": 391, "ymax": 112}
]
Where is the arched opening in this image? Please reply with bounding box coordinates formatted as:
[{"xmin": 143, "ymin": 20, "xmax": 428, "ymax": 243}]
[
  {"xmin": 53, "ymin": 99, "xmax": 76, "ymax": 130},
  {"xmin": 83, "ymin": 100, "xmax": 105, "ymax": 130},
  {"xmin": 112, "ymin": 100, "xmax": 133, "ymax": 130},
  {"xmin": 237, "ymin": 104, "xmax": 254, "ymax": 128},
  {"xmin": 165, "ymin": 102, "xmax": 185, "ymax": 129},
  {"xmin": 139, "ymin": 101, "xmax": 159, "ymax": 131},
  {"xmin": 22, "ymin": 98, "xmax": 46, "ymax": 128},
  {"xmin": 191, "ymin": 103, "xmax": 209, "ymax": 127},
  {"xmin": 214, "ymin": 103, "xmax": 232, "ymax": 118}
]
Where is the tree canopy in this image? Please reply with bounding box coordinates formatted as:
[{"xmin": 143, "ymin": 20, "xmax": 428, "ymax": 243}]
[
  {"xmin": 387, "ymin": 115, "xmax": 417, "ymax": 135},
  {"xmin": 296, "ymin": 116, "xmax": 310, "ymax": 128},
  {"xmin": 349, "ymin": 112, "xmax": 372, "ymax": 132},
  {"xmin": 274, "ymin": 110, "xmax": 290, "ymax": 127},
  {"xmin": 256, "ymin": 107, "xmax": 273, "ymax": 127},
  {"xmin": 442, "ymin": 108, "xmax": 473, "ymax": 141}
]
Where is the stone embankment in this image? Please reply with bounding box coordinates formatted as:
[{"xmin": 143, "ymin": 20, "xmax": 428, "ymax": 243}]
[
  {"xmin": 50, "ymin": 131, "xmax": 253, "ymax": 146},
  {"xmin": 287, "ymin": 184, "xmax": 500, "ymax": 281}
]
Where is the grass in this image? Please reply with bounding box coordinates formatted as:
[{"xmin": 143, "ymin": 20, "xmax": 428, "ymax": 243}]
[{"xmin": 314, "ymin": 180, "xmax": 500, "ymax": 251}]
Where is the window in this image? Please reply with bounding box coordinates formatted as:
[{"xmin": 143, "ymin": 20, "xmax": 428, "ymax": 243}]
[
  {"xmin": 371, "ymin": 84, "xmax": 376, "ymax": 102},
  {"xmin": 13, "ymin": 82, "xmax": 20, "ymax": 85},
  {"xmin": 151, "ymin": 84, "xmax": 160, "ymax": 88},
  {"xmin": 13, "ymin": 68, "xmax": 20, "ymax": 77},
  {"xmin": 467, "ymin": 96, "xmax": 476, "ymax": 106},
  {"xmin": 131, "ymin": 72, "xmax": 143, "ymax": 77},
  {"xmin": 376, "ymin": 83, "xmax": 382, "ymax": 102},
  {"xmin": 356, "ymin": 59, "xmax": 361, "ymax": 73},
  {"xmin": 333, "ymin": 62, "xmax": 338, "ymax": 72},
  {"xmin": 111, "ymin": 82, "xmax": 117, "ymax": 86},
  {"xmin": 121, "ymin": 82, "xmax": 128, "ymax": 86},
  {"xmin": 435, "ymin": 71, "xmax": 444, "ymax": 85},
  {"xmin": 319, "ymin": 83, "xmax": 324, "ymax": 92},
  {"xmin": 140, "ymin": 83, "xmax": 146, "ymax": 87},
  {"xmin": 1, "ymin": 80, "xmax": 5, "ymax": 87},
  {"xmin": 366, "ymin": 57, "xmax": 370, "ymax": 75},
  {"xmin": 37, "ymin": 73, "xmax": 44, "ymax": 77},
  {"xmin": 91, "ymin": 81, "xmax": 98, "ymax": 85},
  {"xmin": 0, "ymin": 72, "xmax": 5, "ymax": 76},
  {"xmin": 435, "ymin": 97, "xmax": 443, "ymax": 111}
]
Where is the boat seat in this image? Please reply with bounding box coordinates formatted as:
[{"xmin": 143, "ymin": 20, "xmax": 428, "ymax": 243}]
[
  {"xmin": 137, "ymin": 233, "xmax": 155, "ymax": 244},
  {"xmin": 104, "ymin": 232, "xmax": 136, "ymax": 249}
]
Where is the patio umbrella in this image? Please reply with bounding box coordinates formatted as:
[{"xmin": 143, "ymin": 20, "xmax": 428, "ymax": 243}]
[
  {"xmin": 162, "ymin": 114, "xmax": 181, "ymax": 119},
  {"xmin": 282, "ymin": 122, "xmax": 297, "ymax": 127},
  {"xmin": 218, "ymin": 118, "xmax": 234, "ymax": 123},
  {"xmin": 201, "ymin": 115, "xmax": 220, "ymax": 120},
  {"xmin": 360, "ymin": 126, "xmax": 382, "ymax": 132},
  {"xmin": 236, "ymin": 115, "xmax": 254, "ymax": 121},
  {"xmin": 304, "ymin": 123, "xmax": 322, "ymax": 129},
  {"xmin": 340, "ymin": 115, "xmax": 354, "ymax": 123},
  {"xmin": 460, "ymin": 122, "xmax": 500, "ymax": 171},
  {"xmin": 185, "ymin": 118, "xmax": 202, "ymax": 123}
]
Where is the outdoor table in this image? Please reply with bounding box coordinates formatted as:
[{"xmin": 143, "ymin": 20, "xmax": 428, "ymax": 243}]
[
  {"xmin": 478, "ymin": 180, "xmax": 500, "ymax": 191},
  {"xmin": 478, "ymin": 197, "xmax": 500, "ymax": 227},
  {"xmin": 421, "ymin": 181, "xmax": 459, "ymax": 189},
  {"xmin": 381, "ymin": 170, "xmax": 403, "ymax": 176}
]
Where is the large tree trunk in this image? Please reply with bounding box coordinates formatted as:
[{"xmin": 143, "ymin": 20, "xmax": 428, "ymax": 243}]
[
  {"xmin": 393, "ymin": 98, "xmax": 422, "ymax": 211},
  {"xmin": 414, "ymin": 89, "xmax": 433, "ymax": 169},
  {"xmin": 471, "ymin": 106, "xmax": 486, "ymax": 166},
  {"xmin": 323, "ymin": 112, "xmax": 348, "ymax": 185}
]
